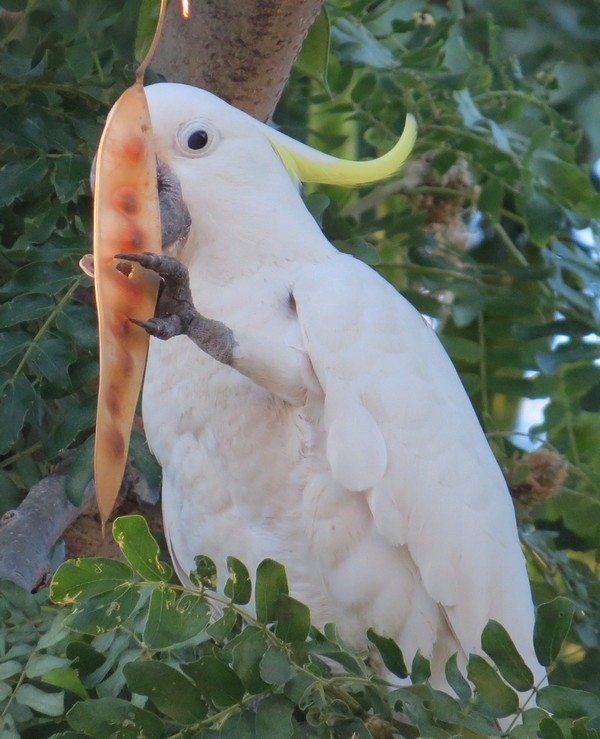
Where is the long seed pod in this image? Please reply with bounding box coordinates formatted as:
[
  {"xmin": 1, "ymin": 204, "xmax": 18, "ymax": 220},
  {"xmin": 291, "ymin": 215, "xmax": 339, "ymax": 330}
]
[{"xmin": 91, "ymin": 0, "xmax": 168, "ymax": 527}]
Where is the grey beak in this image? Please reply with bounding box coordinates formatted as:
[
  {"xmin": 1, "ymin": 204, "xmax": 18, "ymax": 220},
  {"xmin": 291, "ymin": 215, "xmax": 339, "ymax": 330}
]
[
  {"xmin": 157, "ymin": 158, "xmax": 192, "ymax": 254},
  {"xmin": 90, "ymin": 156, "xmax": 191, "ymax": 253}
]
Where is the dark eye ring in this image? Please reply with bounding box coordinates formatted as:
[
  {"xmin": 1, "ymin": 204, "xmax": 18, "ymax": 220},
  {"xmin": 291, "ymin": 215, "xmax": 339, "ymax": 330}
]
[{"xmin": 187, "ymin": 129, "xmax": 209, "ymax": 150}]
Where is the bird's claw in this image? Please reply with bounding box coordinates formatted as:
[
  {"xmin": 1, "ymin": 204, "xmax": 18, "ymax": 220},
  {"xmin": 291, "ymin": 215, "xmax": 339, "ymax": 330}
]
[
  {"xmin": 118, "ymin": 253, "xmax": 197, "ymax": 340},
  {"xmin": 130, "ymin": 315, "xmax": 184, "ymax": 341},
  {"xmin": 115, "ymin": 252, "xmax": 189, "ymax": 284}
]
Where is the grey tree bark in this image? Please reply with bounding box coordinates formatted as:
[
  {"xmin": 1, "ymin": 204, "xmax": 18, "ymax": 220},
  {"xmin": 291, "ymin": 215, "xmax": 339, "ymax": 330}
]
[
  {"xmin": 0, "ymin": 477, "xmax": 94, "ymax": 591},
  {"xmin": 153, "ymin": 0, "xmax": 324, "ymax": 121}
]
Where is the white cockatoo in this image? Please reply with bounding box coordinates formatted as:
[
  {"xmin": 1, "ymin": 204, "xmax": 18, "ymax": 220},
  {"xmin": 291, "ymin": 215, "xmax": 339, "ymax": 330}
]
[{"xmin": 117, "ymin": 82, "xmax": 544, "ymax": 690}]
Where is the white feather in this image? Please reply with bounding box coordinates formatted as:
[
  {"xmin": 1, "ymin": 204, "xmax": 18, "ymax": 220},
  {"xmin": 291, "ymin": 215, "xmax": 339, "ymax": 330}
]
[{"xmin": 141, "ymin": 83, "xmax": 545, "ymax": 691}]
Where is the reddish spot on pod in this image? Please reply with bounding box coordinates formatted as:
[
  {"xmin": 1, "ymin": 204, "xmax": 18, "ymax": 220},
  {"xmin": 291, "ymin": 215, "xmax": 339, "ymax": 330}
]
[
  {"xmin": 120, "ymin": 347, "xmax": 134, "ymax": 376},
  {"xmin": 106, "ymin": 387, "xmax": 121, "ymax": 417},
  {"xmin": 118, "ymin": 223, "xmax": 145, "ymax": 251},
  {"xmin": 110, "ymin": 429, "xmax": 126, "ymax": 459},
  {"xmin": 123, "ymin": 136, "xmax": 146, "ymax": 163},
  {"xmin": 112, "ymin": 186, "xmax": 140, "ymax": 216},
  {"xmin": 111, "ymin": 315, "xmax": 131, "ymax": 338}
]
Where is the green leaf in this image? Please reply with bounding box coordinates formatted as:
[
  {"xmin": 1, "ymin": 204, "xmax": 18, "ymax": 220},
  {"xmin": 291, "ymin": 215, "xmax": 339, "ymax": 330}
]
[
  {"xmin": 65, "ymin": 434, "xmax": 95, "ymax": 506},
  {"xmin": 15, "ymin": 683, "xmax": 64, "ymax": 716},
  {"xmin": 191, "ymin": 554, "xmax": 218, "ymax": 590},
  {"xmin": 0, "ymin": 0, "xmax": 27, "ymax": 9},
  {"xmin": 207, "ymin": 607, "xmax": 238, "ymax": 644},
  {"xmin": 479, "ymin": 177, "xmax": 504, "ymax": 224},
  {"xmin": 0, "ymin": 294, "xmax": 54, "ymax": 329},
  {"xmin": 255, "ymin": 694, "xmax": 295, "ymax": 739},
  {"xmin": 224, "ymin": 556, "xmax": 252, "ymax": 605},
  {"xmin": 124, "ymin": 661, "xmax": 205, "ymax": 724},
  {"xmin": 444, "ymin": 653, "xmax": 471, "ymax": 702},
  {"xmin": 112, "ymin": 515, "xmax": 173, "ymax": 582},
  {"xmin": 67, "ymin": 697, "xmax": 163, "ymax": 739},
  {"xmin": 0, "ymin": 159, "xmax": 48, "ymax": 206},
  {"xmin": 135, "ymin": 0, "xmax": 161, "ymax": 63},
  {"xmin": 143, "ymin": 588, "xmax": 210, "ymax": 649},
  {"xmin": 52, "ymin": 154, "xmax": 90, "ymax": 203},
  {"xmin": 367, "ymin": 629, "xmax": 408, "ymax": 679},
  {"xmin": 50, "ymin": 558, "xmax": 134, "ymax": 603},
  {"xmin": 0, "ymin": 330, "xmax": 31, "ymax": 368},
  {"xmin": 27, "ymin": 333, "xmax": 77, "ymax": 390},
  {"xmin": 532, "ymin": 154, "xmax": 595, "ymax": 206},
  {"xmin": 25, "ymin": 654, "xmax": 70, "ymax": 678},
  {"xmin": 519, "ymin": 191, "xmax": 563, "ymax": 247},
  {"xmin": 40, "ymin": 667, "xmax": 88, "ymax": 700},
  {"xmin": 259, "ymin": 646, "xmax": 293, "ymax": 686},
  {"xmin": 441, "ymin": 335, "xmax": 482, "ymax": 363},
  {"xmin": 55, "ymin": 301, "xmax": 97, "ymax": 352},
  {"xmin": 571, "ymin": 717, "xmax": 600, "ymax": 739},
  {"xmin": 67, "ymin": 584, "xmax": 140, "ymax": 635},
  {"xmin": 255, "ymin": 559, "xmax": 288, "ymax": 623},
  {"xmin": 65, "ymin": 642, "xmax": 106, "ymax": 677},
  {"xmin": 231, "ymin": 627, "xmax": 270, "ymax": 694},
  {"xmin": 537, "ymin": 686, "xmax": 600, "ymax": 719},
  {"xmin": 275, "ymin": 594, "xmax": 311, "ymax": 643},
  {"xmin": 128, "ymin": 431, "xmax": 162, "ymax": 503},
  {"xmin": 295, "ymin": 6, "xmax": 330, "ymax": 88},
  {"xmin": 467, "ymin": 654, "xmax": 519, "ymax": 717},
  {"xmin": 220, "ymin": 710, "xmax": 256, "ymax": 738},
  {"xmin": 539, "ymin": 717, "xmax": 566, "ymax": 739},
  {"xmin": 481, "ymin": 620, "xmax": 534, "ymax": 691},
  {"xmin": 0, "ymin": 374, "xmax": 36, "ymax": 454},
  {"xmin": 411, "ymin": 650, "xmax": 431, "ymax": 684},
  {"xmin": 534, "ymin": 597, "xmax": 575, "ymax": 666},
  {"xmin": 183, "ymin": 655, "xmax": 244, "ymax": 709},
  {"xmin": 0, "ymin": 661, "xmax": 22, "ymax": 680},
  {"xmin": 46, "ymin": 397, "xmax": 96, "ymax": 459}
]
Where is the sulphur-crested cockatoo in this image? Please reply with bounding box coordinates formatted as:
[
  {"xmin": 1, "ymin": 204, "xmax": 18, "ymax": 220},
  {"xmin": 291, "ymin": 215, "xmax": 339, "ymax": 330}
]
[{"xmin": 118, "ymin": 82, "xmax": 544, "ymax": 689}]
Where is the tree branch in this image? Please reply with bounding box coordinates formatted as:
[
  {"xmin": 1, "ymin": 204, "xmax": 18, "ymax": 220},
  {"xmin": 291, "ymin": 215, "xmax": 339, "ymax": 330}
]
[
  {"xmin": 153, "ymin": 0, "xmax": 324, "ymax": 120},
  {"xmin": 0, "ymin": 476, "xmax": 94, "ymax": 591}
]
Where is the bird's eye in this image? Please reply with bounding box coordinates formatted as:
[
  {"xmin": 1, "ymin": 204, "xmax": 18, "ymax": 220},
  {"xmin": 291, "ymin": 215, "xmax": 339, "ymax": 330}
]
[
  {"xmin": 187, "ymin": 130, "xmax": 208, "ymax": 150},
  {"xmin": 176, "ymin": 120, "xmax": 218, "ymax": 157}
]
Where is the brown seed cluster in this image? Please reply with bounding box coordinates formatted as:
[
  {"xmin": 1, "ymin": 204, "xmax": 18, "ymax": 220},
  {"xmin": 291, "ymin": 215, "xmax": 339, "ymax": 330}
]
[
  {"xmin": 405, "ymin": 152, "xmax": 479, "ymax": 256},
  {"xmin": 505, "ymin": 449, "xmax": 568, "ymax": 506}
]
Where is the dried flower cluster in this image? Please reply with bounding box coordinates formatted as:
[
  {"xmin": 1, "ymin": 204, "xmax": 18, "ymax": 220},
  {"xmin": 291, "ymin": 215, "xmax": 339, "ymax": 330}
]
[{"xmin": 505, "ymin": 449, "xmax": 568, "ymax": 506}]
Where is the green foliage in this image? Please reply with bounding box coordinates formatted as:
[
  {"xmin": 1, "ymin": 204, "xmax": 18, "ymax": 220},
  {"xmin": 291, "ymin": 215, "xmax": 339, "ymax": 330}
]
[
  {"xmin": 276, "ymin": 0, "xmax": 600, "ymax": 701},
  {"xmin": 0, "ymin": 517, "xmax": 598, "ymax": 737},
  {"xmin": 0, "ymin": 0, "xmax": 154, "ymax": 513},
  {"xmin": 1, "ymin": 0, "xmax": 600, "ymax": 735}
]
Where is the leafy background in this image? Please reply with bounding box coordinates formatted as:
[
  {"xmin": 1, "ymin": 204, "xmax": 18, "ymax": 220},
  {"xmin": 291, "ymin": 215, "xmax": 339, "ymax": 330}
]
[{"xmin": 0, "ymin": 0, "xmax": 599, "ymax": 736}]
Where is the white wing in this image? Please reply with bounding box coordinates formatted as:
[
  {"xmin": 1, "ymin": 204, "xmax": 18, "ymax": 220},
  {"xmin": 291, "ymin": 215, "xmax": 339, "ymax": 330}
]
[{"xmin": 293, "ymin": 253, "xmax": 543, "ymax": 678}]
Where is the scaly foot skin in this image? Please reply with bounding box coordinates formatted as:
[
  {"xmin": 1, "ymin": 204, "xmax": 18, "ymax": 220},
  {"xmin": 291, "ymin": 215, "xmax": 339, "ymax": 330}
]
[{"xmin": 115, "ymin": 252, "xmax": 236, "ymax": 364}]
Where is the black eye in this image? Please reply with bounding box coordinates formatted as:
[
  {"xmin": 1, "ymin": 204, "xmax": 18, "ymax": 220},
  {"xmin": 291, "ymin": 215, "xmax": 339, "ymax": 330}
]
[{"xmin": 187, "ymin": 130, "xmax": 208, "ymax": 150}]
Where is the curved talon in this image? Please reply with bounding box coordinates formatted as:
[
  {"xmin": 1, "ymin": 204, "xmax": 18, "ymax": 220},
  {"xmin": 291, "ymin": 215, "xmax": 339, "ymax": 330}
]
[
  {"xmin": 115, "ymin": 252, "xmax": 189, "ymax": 283},
  {"xmin": 130, "ymin": 314, "xmax": 184, "ymax": 341}
]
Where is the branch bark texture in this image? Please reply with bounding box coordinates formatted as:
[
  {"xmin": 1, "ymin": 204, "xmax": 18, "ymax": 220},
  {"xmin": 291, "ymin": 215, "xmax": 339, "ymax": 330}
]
[
  {"xmin": 0, "ymin": 477, "xmax": 94, "ymax": 591},
  {"xmin": 153, "ymin": 0, "xmax": 324, "ymax": 120}
]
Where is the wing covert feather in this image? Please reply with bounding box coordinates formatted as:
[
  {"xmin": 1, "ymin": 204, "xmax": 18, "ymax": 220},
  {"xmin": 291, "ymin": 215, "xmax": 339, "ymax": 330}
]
[{"xmin": 293, "ymin": 255, "xmax": 541, "ymax": 674}]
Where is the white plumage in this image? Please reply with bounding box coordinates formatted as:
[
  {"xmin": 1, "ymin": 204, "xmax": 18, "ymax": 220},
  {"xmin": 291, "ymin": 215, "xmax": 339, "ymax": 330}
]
[{"xmin": 141, "ymin": 82, "xmax": 544, "ymax": 688}]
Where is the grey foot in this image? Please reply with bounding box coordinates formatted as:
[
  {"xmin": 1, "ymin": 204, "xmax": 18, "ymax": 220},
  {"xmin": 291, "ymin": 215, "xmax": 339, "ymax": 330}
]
[{"xmin": 116, "ymin": 252, "xmax": 197, "ymax": 340}]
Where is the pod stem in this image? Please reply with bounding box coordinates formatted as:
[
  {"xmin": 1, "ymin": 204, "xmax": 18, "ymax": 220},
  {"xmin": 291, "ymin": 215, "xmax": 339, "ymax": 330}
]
[{"xmin": 136, "ymin": 0, "xmax": 168, "ymax": 84}]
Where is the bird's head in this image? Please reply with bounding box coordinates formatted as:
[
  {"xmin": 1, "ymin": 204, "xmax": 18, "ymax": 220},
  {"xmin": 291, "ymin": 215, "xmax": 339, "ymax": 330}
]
[{"xmin": 144, "ymin": 82, "xmax": 417, "ymax": 256}]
